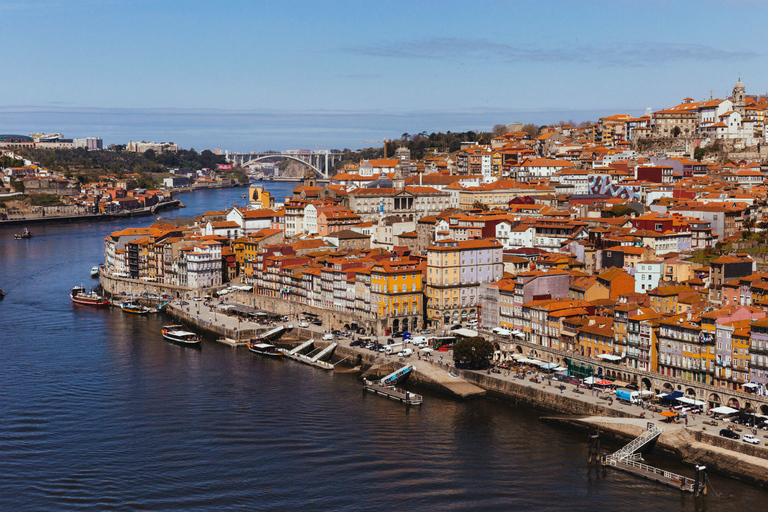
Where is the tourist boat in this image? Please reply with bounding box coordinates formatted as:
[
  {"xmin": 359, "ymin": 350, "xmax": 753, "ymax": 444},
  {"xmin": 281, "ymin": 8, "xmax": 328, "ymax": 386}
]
[
  {"xmin": 90, "ymin": 266, "xmax": 100, "ymax": 278},
  {"xmin": 120, "ymin": 302, "xmax": 152, "ymax": 314},
  {"xmin": 0, "ymin": 289, "xmax": 5, "ymax": 300},
  {"xmin": 14, "ymin": 228, "xmax": 32, "ymax": 240},
  {"xmin": 248, "ymin": 342, "xmax": 283, "ymax": 357},
  {"xmin": 70, "ymin": 286, "xmax": 111, "ymax": 306},
  {"xmin": 161, "ymin": 325, "xmax": 202, "ymax": 345}
]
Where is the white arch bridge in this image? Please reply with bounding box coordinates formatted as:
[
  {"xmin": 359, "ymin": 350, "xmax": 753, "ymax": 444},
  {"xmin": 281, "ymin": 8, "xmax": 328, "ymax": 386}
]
[{"xmin": 227, "ymin": 150, "xmax": 344, "ymax": 178}]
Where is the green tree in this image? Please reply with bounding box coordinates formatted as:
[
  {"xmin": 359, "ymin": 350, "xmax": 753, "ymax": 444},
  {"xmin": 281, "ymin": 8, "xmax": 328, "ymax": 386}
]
[
  {"xmin": 453, "ymin": 337, "xmax": 494, "ymax": 369},
  {"xmin": 743, "ymin": 216, "xmax": 755, "ymax": 238},
  {"xmin": 472, "ymin": 200, "xmax": 489, "ymax": 211}
]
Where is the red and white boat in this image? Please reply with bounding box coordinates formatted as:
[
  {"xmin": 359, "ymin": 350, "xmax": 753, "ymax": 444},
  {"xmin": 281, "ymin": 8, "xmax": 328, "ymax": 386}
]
[{"xmin": 70, "ymin": 286, "xmax": 111, "ymax": 307}]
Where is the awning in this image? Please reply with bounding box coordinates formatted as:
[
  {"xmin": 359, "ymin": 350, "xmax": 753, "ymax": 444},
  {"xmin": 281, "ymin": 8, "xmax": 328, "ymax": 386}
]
[
  {"xmin": 540, "ymin": 363, "xmax": 559, "ymax": 370},
  {"xmin": 553, "ymin": 366, "xmax": 568, "ymax": 372},
  {"xmin": 710, "ymin": 406, "xmax": 739, "ymax": 415},
  {"xmin": 597, "ymin": 353, "xmax": 622, "ymax": 361},
  {"xmin": 453, "ymin": 328, "xmax": 478, "ymax": 338},
  {"xmin": 420, "ymin": 347, "xmax": 434, "ymax": 353},
  {"xmin": 612, "ymin": 380, "xmax": 630, "ymax": 387},
  {"xmin": 518, "ymin": 358, "xmax": 538, "ymax": 364},
  {"xmin": 583, "ymin": 376, "xmax": 599, "ymax": 385},
  {"xmin": 743, "ymin": 383, "xmax": 758, "ymax": 389},
  {"xmin": 660, "ymin": 411, "xmax": 677, "ymax": 418},
  {"xmin": 676, "ymin": 397, "xmax": 706, "ymax": 407},
  {"xmin": 511, "ymin": 354, "xmax": 525, "ymax": 360}
]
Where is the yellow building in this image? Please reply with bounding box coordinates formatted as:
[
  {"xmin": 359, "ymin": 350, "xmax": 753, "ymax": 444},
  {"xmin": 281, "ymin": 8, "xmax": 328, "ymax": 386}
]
[{"xmin": 371, "ymin": 259, "xmax": 424, "ymax": 334}]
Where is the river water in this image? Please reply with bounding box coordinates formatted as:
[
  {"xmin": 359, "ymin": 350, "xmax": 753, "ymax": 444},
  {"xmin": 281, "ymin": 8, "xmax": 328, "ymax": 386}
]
[{"xmin": 0, "ymin": 182, "xmax": 765, "ymax": 511}]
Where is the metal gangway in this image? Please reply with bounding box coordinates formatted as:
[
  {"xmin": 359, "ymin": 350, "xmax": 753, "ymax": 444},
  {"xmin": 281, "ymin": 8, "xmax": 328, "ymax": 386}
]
[
  {"xmin": 380, "ymin": 365, "xmax": 414, "ymax": 386},
  {"xmin": 608, "ymin": 423, "xmax": 663, "ymax": 461},
  {"xmin": 310, "ymin": 342, "xmax": 337, "ymax": 363},
  {"xmin": 287, "ymin": 338, "xmax": 314, "ymax": 355},
  {"xmin": 254, "ymin": 324, "xmax": 291, "ymax": 343},
  {"xmin": 603, "ymin": 423, "xmax": 705, "ymax": 494}
]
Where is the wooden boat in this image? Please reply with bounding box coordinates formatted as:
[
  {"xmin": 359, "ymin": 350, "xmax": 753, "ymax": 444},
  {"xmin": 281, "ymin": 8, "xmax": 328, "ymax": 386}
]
[
  {"xmin": 14, "ymin": 228, "xmax": 32, "ymax": 240},
  {"xmin": 161, "ymin": 325, "xmax": 201, "ymax": 345},
  {"xmin": 248, "ymin": 342, "xmax": 283, "ymax": 357},
  {"xmin": 70, "ymin": 286, "xmax": 110, "ymax": 306},
  {"xmin": 120, "ymin": 302, "xmax": 152, "ymax": 314}
]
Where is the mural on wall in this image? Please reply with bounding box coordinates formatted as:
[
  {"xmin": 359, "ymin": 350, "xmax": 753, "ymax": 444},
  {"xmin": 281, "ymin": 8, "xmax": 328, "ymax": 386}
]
[{"xmin": 588, "ymin": 175, "xmax": 641, "ymax": 200}]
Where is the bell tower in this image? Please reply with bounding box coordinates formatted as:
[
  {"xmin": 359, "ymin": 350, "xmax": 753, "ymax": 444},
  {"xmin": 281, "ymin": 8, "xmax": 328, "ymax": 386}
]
[{"xmin": 733, "ymin": 78, "xmax": 746, "ymax": 116}]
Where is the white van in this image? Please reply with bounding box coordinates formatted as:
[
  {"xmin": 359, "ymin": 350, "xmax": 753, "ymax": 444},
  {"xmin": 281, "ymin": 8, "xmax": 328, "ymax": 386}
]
[
  {"xmin": 411, "ymin": 336, "xmax": 428, "ymax": 346},
  {"xmin": 384, "ymin": 343, "xmax": 404, "ymax": 354},
  {"xmin": 398, "ymin": 348, "xmax": 413, "ymax": 357},
  {"xmin": 322, "ymin": 333, "xmax": 334, "ymax": 341}
]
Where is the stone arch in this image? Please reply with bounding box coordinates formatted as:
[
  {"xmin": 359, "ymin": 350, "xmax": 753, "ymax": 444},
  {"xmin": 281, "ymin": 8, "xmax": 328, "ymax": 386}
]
[
  {"xmin": 745, "ymin": 402, "xmax": 754, "ymax": 412},
  {"xmin": 708, "ymin": 393, "xmax": 722, "ymax": 407},
  {"xmin": 596, "ymin": 366, "xmax": 604, "ymax": 376},
  {"xmin": 672, "ymin": 126, "xmax": 681, "ymax": 137},
  {"xmin": 515, "ymin": 345, "xmax": 523, "ymax": 354},
  {"xmin": 662, "ymin": 382, "xmax": 674, "ymax": 391},
  {"xmin": 685, "ymin": 388, "xmax": 697, "ymax": 397},
  {"xmin": 401, "ymin": 318, "xmax": 409, "ymax": 333},
  {"xmin": 641, "ymin": 377, "xmax": 652, "ymax": 391},
  {"xmin": 761, "ymin": 405, "xmax": 768, "ymax": 415},
  {"xmin": 392, "ymin": 318, "xmax": 400, "ymax": 332},
  {"xmin": 452, "ymin": 311, "xmax": 459, "ymax": 323},
  {"xmin": 461, "ymin": 310, "xmax": 468, "ymax": 321},
  {"xmin": 728, "ymin": 397, "xmax": 740, "ymax": 409},
  {"xmin": 443, "ymin": 313, "xmax": 450, "ymax": 325}
]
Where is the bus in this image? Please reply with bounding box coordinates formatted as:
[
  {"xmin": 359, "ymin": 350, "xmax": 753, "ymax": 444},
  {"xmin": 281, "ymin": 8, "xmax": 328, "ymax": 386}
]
[{"xmin": 430, "ymin": 336, "xmax": 457, "ymax": 351}]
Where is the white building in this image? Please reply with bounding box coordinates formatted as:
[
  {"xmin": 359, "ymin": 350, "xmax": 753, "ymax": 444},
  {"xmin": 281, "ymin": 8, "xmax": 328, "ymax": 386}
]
[{"xmin": 635, "ymin": 260, "xmax": 663, "ymax": 293}]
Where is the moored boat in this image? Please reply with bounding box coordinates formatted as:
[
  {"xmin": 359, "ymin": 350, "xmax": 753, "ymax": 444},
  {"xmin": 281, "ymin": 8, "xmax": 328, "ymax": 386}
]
[
  {"xmin": 70, "ymin": 286, "xmax": 110, "ymax": 306},
  {"xmin": 90, "ymin": 266, "xmax": 100, "ymax": 278},
  {"xmin": 162, "ymin": 325, "xmax": 202, "ymax": 345},
  {"xmin": 0, "ymin": 289, "xmax": 5, "ymax": 300},
  {"xmin": 120, "ymin": 302, "xmax": 152, "ymax": 314},
  {"xmin": 248, "ymin": 342, "xmax": 283, "ymax": 357}
]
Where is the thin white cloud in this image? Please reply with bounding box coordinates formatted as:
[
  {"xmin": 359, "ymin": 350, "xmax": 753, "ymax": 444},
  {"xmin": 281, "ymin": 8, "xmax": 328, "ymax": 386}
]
[{"xmin": 342, "ymin": 37, "xmax": 757, "ymax": 65}]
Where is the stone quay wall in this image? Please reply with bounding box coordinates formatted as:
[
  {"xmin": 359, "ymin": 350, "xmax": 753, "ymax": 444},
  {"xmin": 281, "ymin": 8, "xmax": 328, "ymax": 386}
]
[
  {"xmin": 458, "ymin": 370, "xmax": 633, "ymax": 418},
  {"xmin": 101, "ymin": 273, "xmax": 198, "ymax": 299}
]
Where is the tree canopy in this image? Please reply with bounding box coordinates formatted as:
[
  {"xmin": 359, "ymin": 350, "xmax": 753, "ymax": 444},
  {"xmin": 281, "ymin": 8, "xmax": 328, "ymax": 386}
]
[{"xmin": 452, "ymin": 337, "xmax": 494, "ymax": 369}]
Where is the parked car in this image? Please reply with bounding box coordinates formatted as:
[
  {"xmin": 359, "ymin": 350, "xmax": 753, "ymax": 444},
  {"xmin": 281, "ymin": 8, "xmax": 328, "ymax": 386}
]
[
  {"xmin": 397, "ymin": 348, "xmax": 413, "ymax": 357},
  {"xmin": 392, "ymin": 331, "xmax": 404, "ymax": 338},
  {"xmin": 298, "ymin": 321, "xmax": 309, "ymax": 328},
  {"xmin": 420, "ymin": 329, "xmax": 433, "ymax": 335},
  {"xmin": 743, "ymin": 434, "xmax": 760, "ymax": 445},
  {"xmin": 719, "ymin": 429, "xmax": 740, "ymax": 440},
  {"xmin": 322, "ymin": 333, "xmax": 334, "ymax": 341},
  {"xmin": 449, "ymin": 324, "xmax": 462, "ymax": 331}
]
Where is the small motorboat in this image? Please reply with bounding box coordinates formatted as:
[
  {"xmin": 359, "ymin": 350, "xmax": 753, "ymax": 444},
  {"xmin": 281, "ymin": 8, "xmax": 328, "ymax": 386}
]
[
  {"xmin": 14, "ymin": 228, "xmax": 32, "ymax": 239},
  {"xmin": 0, "ymin": 289, "xmax": 5, "ymax": 300},
  {"xmin": 248, "ymin": 342, "xmax": 283, "ymax": 357},
  {"xmin": 162, "ymin": 325, "xmax": 201, "ymax": 345},
  {"xmin": 120, "ymin": 302, "xmax": 152, "ymax": 314},
  {"xmin": 90, "ymin": 266, "xmax": 100, "ymax": 278}
]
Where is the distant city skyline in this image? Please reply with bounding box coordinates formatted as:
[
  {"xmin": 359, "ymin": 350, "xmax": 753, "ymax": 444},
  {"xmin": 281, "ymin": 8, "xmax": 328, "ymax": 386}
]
[{"xmin": 2, "ymin": 0, "xmax": 764, "ymax": 151}]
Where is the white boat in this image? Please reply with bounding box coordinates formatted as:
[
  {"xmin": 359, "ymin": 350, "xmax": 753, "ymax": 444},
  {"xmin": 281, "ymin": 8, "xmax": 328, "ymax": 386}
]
[
  {"xmin": 90, "ymin": 266, "xmax": 100, "ymax": 278},
  {"xmin": 248, "ymin": 342, "xmax": 283, "ymax": 357},
  {"xmin": 161, "ymin": 325, "xmax": 201, "ymax": 345}
]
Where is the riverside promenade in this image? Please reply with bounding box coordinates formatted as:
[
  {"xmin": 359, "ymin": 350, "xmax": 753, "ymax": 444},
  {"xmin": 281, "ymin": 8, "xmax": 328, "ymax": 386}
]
[{"xmin": 159, "ymin": 295, "xmax": 768, "ymax": 487}]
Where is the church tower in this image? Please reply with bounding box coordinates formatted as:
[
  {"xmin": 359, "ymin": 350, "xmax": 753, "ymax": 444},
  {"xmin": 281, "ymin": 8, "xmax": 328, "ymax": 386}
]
[
  {"xmin": 733, "ymin": 78, "xmax": 746, "ymax": 116},
  {"xmin": 303, "ymin": 168, "xmax": 317, "ymax": 188}
]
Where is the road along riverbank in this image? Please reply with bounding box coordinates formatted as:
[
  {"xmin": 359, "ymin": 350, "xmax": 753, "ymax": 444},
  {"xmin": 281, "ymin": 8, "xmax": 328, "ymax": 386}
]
[{"xmin": 101, "ymin": 274, "xmax": 768, "ymax": 488}]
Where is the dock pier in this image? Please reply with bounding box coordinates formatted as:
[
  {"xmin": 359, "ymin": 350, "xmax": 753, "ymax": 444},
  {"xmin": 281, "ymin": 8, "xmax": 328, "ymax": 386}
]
[
  {"xmin": 363, "ymin": 365, "xmax": 422, "ymax": 405},
  {"xmin": 602, "ymin": 423, "xmax": 707, "ymax": 495}
]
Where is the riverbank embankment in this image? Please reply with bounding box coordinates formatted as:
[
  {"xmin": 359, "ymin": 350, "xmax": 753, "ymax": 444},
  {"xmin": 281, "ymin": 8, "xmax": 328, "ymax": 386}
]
[{"xmin": 0, "ymin": 199, "xmax": 182, "ymax": 226}]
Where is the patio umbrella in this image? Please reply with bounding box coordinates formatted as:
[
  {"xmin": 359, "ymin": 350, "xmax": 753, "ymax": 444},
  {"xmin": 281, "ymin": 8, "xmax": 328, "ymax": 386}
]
[
  {"xmin": 710, "ymin": 406, "xmax": 739, "ymax": 415},
  {"xmin": 660, "ymin": 411, "xmax": 677, "ymax": 418},
  {"xmin": 596, "ymin": 380, "xmax": 613, "ymax": 386}
]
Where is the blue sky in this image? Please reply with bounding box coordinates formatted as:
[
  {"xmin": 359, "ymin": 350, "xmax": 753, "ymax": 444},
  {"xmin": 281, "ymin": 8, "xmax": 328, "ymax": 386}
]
[{"xmin": 1, "ymin": 0, "xmax": 764, "ymax": 151}]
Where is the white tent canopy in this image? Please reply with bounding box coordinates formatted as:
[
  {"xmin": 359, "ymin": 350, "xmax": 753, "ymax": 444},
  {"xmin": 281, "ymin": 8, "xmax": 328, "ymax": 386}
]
[
  {"xmin": 597, "ymin": 353, "xmax": 622, "ymax": 361},
  {"xmin": 710, "ymin": 406, "xmax": 739, "ymax": 415},
  {"xmin": 743, "ymin": 383, "xmax": 758, "ymax": 389},
  {"xmin": 583, "ymin": 376, "xmax": 599, "ymax": 385},
  {"xmin": 676, "ymin": 397, "xmax": 706, "ymax": 407}
]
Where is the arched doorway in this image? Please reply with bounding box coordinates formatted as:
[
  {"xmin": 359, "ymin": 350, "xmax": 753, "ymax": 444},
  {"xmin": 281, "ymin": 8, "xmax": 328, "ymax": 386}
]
[
  {"xmin": 444, "ymin": 313, "xmax": 450, "ymax": 325},
  {"xmin": 728, "ymin": 398, "xmax": 740, "ymax": 409},
  {"xmin": 469, "ymin": 309, "xmax": 476, "ymax": 320},
  {"xmin": 392, "ymin": 318, "xmax": 400, "ymax": 333},
  {"xmin": 761, "ymin": 405, "xmax": 768, "ymax": 415},
  {"xmin": 452, "ymin": 311, "xmax": 459, "ymax": 323},
  {"xmin": 402, "ymin": 318, "xmax": 409, "ymax": 333},
  {"xmin": 685, "ymin": 388, "xmax": 696, "ymax": 397},
  {"xmin": 641, "ymin": 378, "xmax": 652, "ymax": 391},
  {"xmin": 708, "ymin": 393, "xmax": 721, "ymax": 408},
  {"xmin": 461, "ymin": 310, "xmax": 468, "ymax": 322},
  {"xmin": 663, "ymin": 382, "xmax": 674, "ymax": 392}
]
